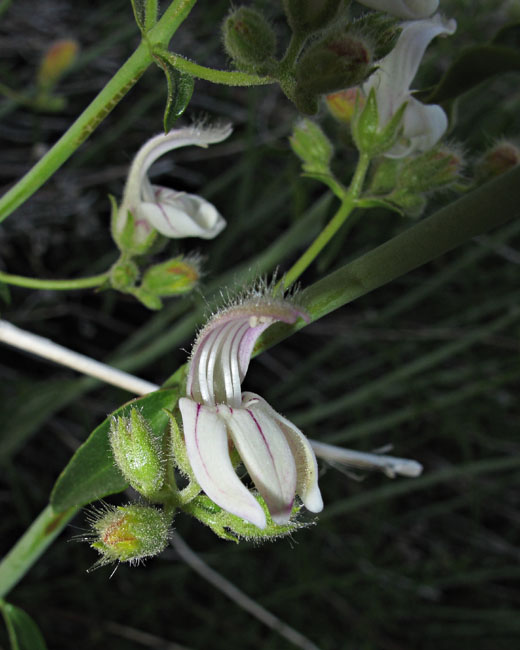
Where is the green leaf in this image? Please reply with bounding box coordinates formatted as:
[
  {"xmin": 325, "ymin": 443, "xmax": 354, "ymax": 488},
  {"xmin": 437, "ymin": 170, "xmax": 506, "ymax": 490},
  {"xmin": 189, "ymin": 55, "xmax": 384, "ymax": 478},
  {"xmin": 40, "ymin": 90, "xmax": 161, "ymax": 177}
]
[
  {"xmin": 130, "ymin": 0, "xmax": 158, "ymax": 34},
  {"xmin": 0, "ymin": 281, "xmax": 10, "ymax": 305},
  {"xmin": 50, "ymin": 389, "xmax": 178, "ymax": 512},
  {"xmin": 0, "ymin": 379, "xmax": 82, "ymax": 461},
  {"xmin": 153, "ymin": 51, "xmax": 194, "ymax": 132},
  {"xmin": 0, "ymin": 600, "xmax": 47, "ymax": 650},
  {"xmin": 418, "ymin": 44, "xmax": 520, "ymax": 105}
]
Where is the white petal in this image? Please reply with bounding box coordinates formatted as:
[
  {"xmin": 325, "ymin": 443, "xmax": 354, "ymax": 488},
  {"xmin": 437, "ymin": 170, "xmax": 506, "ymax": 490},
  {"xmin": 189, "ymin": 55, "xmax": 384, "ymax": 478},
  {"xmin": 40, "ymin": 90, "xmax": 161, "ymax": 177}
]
[
  {"xmin": 179, "ymin": 398, "xmax": 266, "ymax": 528},
  {"xmin": 243, "ymin": 393, "xmax": 323, "ymax": 514},
  {"xmin": 357, "ymin": 0, "xmax": 438, "ymax": 20},
  {"xmin": 365, "ymin": 15, "xmax": 456, "ymax": 125},
  {"xmin": 385, "ymin": 98, "xmax": 448, "ymax": 158},
  {"xmin": 220, "ymin": 403, "xmax": 297, "ymax": 525},
  {"xmin": 138, "ymin": 188, "xmax": 226, "ymax": 240},
  {"xmin": 136, "ymin": 124, "xmax": 232, "ymax": 188}
]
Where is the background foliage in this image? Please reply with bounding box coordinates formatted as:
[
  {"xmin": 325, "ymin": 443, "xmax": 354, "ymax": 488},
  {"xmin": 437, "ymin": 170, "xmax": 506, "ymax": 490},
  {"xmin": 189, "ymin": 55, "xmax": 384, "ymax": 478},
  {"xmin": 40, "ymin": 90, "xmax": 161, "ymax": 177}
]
[{"xmin": 1, "ymin": 1, "xmax": 520, "ymax": 648}]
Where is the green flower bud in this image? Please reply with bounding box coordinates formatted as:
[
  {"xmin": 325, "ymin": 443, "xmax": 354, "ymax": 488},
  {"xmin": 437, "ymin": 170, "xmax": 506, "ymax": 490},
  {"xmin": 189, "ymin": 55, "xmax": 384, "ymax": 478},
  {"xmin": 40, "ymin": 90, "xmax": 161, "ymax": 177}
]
[
  {"xmin": 110, "ymin": 408, "xmax": 165, "ymax": 498},
  {"xmin": 348, "ymin": 14, "xmax": 401, "ymax": 61},
  {"xmin": 283, "ymin": 0, "xmax": 345, "ymax": 35},
  {"xmin": 475, "ymin": 141, "xmax": 519, "ymax": 183},
  {"xmin": 141, "ymin": 256, "xmax": 199, "ymax": 297},
  {"xmin": 109, "ymin": 259, "xmax": 140, "ymax": 291},
  {"xmin": 295, "ymin": 32, "xmax": 372, "ymax": 95},
  {"xmin": 222, "ymin": 7, "xmax": 276, "ymax": 71},
  {"xmin": 399, "ymin": 146, "xmax": 463, "ymax": 194},
  {"xmin": 351, "ymin": 88, "xmax": 407, "ymax": 157},
  {"xmin": 90, "ymin": 504, "xmax": 169, "ymax": 566},
  {"xmin": 290, "ymin": 118, "xmax": 333, "ymax": 174}
]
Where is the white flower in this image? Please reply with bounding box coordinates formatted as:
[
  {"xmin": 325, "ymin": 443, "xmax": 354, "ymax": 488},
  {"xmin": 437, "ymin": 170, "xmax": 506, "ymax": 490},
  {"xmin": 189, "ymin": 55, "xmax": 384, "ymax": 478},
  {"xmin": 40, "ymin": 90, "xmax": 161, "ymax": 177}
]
[
  {"xmin": 178, "ymin": 291, "xmax": 324, "ymax": 529},
  {"xmin": 363, "ymin": 14, "xmax": 456, "ymax": 158},
  {"xmin": 116, "ymin": 124, "xmax": 232, "ymax": 243},
  {"xmin": 357, "ymin": 0, "xmax": 439, "ymax": 20}
]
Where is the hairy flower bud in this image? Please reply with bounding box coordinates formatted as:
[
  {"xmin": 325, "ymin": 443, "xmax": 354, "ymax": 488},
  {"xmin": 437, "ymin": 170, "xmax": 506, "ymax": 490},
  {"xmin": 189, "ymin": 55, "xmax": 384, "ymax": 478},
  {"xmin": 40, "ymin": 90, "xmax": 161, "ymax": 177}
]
[
  {"xmin": 283, "ymin": 0, "xmax": 345, "ymax": 35},
  {"xmin": 475, "ymin": 141, "xmax": 520, "ymax": 183},
  {"xmin": 399, "ymin": 145, "xmax": 463, "ymax": 193},
  {"xmin": 90, "ymin": 504, "xmax": 169, "ymax": 566},
  {"xmin": 290, "ymin": 119, "xmax": 333, "ymax": 174},
  {"xmin": 37, "ymin": 39, "xmax": 78, "ymax": 90},
  {"xmin": 141, "ymin": 256, "xmax": 200, "ymax": 297},
  {"xmin": 110, "ymin": 408, "xmax": 165, "ymax": 498},
  {"xmin": 109, "ymin": 259, "xmax": 140, "ymax": 291},
  {"xmin": 222, "ymin": 7, "xmax": 276, "ymax": 71},
  {"xmin": 295, "ymin": 32, "xmax": 372, "ymax": 95}
]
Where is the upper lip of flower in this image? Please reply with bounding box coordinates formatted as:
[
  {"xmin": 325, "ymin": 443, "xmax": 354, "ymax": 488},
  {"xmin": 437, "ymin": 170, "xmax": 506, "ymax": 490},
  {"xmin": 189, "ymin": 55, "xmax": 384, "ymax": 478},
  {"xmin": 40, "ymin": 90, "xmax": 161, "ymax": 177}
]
[
  {"xmin": 178, "ymin": 291, "xmax": 323, "ymax": 529},
  {"xmin": 363, "ymin": 14, "xmax": 456, "ymax": 157},
  {"xmin": 117, "ymin": 123, "xmax": 232, "ymax": 240}
]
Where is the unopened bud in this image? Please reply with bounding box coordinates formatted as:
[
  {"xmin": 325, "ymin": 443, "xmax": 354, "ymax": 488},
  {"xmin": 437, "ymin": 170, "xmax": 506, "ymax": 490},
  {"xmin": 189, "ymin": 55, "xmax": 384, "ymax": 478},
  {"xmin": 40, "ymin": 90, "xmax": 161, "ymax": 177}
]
[
  {"xmin": 290, "ymin": 119, "xmax": 333, "ymax": 174},
  {"xmin": 400, "ymin": 146, "xmax": 463, "ymax": 193},
  {"xmin": 368, "ymin": 157, "xmax": 402, "ymax": 194},
  {"xmin": 37, "ymin": 39, "xmax": 79, "ymax": 90},
  {"xmin": 295, "ymin": 33, "xmax": 372, "ymax": 95},
  {"xmin": 348, "ymin": 13, "xmax": 401, "ymax": 61},
  {"xmin": 475, "ymin": 141, "xmax": 519, "ymax": 183},
  {"xmin": 90, "ymin": 504, "xmax": 169, "ymax": 566},
  {"xmin": 283, "ymin": 0, "xmax": 345, "ymax": 35},
  {"xmin": 141, "ymin": 256, "xmax": 199, "ymax": 297},
  {"xmin": 325, "ymin": 87, "xmax": 360, "ymax": 123},
  {"xmin": 222, "ymin": 7, "xmax": 276, "ymax": 71},
  {"xmin": 110, "ymin": 408, "xmax": 165, "ymax": 498}
]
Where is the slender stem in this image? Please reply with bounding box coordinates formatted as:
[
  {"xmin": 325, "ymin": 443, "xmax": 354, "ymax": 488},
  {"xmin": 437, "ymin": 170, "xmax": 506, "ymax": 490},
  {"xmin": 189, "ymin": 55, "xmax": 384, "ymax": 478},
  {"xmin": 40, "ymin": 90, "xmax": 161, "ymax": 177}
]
[
  {"xmin": 161, "ymin": 52, "xmax": 273, "ymax": 86},
  {"xmin": 281, "ymin": 152, "xmax": 371, "ymax": 289},
  {"xmin": 0, "ymin": 270, "xmax": 108, "ymax": 290},
  {"xmin": 0, "ymin": 0, "xmax": 197, "ymax": 224},
  {"xmin": 279, "ymin": 32, "xmax": 307, "ymax": 72},
  {"xmin": 0, "ymin": 505, "xmax": 79, "ymax": 598}
]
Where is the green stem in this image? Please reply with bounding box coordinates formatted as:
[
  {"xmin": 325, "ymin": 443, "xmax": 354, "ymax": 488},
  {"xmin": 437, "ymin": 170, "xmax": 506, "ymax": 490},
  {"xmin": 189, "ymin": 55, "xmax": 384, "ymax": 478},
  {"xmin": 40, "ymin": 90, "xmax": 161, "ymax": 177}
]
[
  {"xmin": 0, "ymin": 505, "xmax": 79, "ymax": 598},
  {"xmin": 279, "ymin": 32, "xmax": 307, "ymax": 73},
  {"xmin": 0, "ymin": 270, "xmax": 108, "ymax": 290},
  {"xmin": 0, "ymin": 0, "xmax": 197, "ymax": 224},
  {"xmin": 162, "ymin": 52, "xmax": 273, "ymax": 86},
  {"xmin": 281, "ymin": 153, "xmax": 370, "ymax": 289}
]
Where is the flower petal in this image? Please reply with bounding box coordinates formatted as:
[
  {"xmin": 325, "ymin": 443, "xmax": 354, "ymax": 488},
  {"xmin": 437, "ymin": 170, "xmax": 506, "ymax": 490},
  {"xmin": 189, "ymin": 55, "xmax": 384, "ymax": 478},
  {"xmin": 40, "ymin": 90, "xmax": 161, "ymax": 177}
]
[
  {"xmin": 139, "ymin": 188, "xmax": 227, "ymax": 240},
  {"xmin": 179, "ymin": 398, "xmax": 266, "ymax": 528},
  {"xmin": 220, "ymin": 403, "xmax": 297, "ymax": 525},
  {"xmin": 243, "ymin": 393, "xmax": 323, "ymax": 514},
  {"xmin": 364, "ymin": 15, "xmax": 456, "ymax": 125},
  {"xmin": 385, "ymin": 98, "xmax": 448, "ymax": 158},
  {"xmin": 357, "ymin": 0, "xmax": 439, "ymax": 20}
]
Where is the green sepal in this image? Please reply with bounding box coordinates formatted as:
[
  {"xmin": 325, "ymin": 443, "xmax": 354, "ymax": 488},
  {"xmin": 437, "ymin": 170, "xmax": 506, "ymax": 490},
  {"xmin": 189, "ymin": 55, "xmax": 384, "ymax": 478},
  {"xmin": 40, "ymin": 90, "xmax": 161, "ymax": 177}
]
[
  {"xmin": 110, "ymin": 194, "xmax": 158, "ymax": 255},
  {"xmin": 130, "ymin": 287, "xmax": 163, "ymax": 310},
  {"xmin": 51, "ymin": 390, "xmax": 178, "ymax": 512},
  {"xmin": 153, "ymin": 50, "xmax": 194, "ymax": 133},
  {"xmin": 0, "ymin": 600, "xmax": 47, "ymax": 650},
  {"xmin": 356, "ymin": 196, "xmax": 404, "ymax": 215},
  {"xmin": 130, "ymin": 0, "xmax": 158, "ymax": 34},
  {"xmin": 184, "ymin": 494, "xmax": 309, "ymax": 542},
  {"xmin": 352, "ymin": 88, "xmax": 407, "ymax": 157}
]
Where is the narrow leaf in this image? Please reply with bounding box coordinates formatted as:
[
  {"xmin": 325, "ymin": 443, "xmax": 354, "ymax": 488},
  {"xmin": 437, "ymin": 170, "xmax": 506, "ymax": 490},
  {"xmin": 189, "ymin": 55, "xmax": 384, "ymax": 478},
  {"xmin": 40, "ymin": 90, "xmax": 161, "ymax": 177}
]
[
  {"xmin": 0, "ymin": 281, "xmax": 10, "ymax": 305},
  {"xmin": 153, "ymin": 51, "xmax": 194, "ymax": 132},
  {"xmin": 418, "ymin": 45, "xmax": 520, "ymax": 104},
  {"xmin": 0, "ymin": 600, "xmax": 47, "ymax": 650},
  {"xmin": 50, "ymin": 389, "xmax": 178, "ymax": 512}
]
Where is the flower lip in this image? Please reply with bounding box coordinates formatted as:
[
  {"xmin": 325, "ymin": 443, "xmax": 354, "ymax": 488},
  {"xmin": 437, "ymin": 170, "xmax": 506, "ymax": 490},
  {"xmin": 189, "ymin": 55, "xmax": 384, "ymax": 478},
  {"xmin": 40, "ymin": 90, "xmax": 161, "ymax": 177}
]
[
  {"xmin": 186, "ymin": 292, "xmax": 309, "ymax": 407},
  {"xmin": 117, "ymin": 123, "xmax": 232, "ymax": 242}
]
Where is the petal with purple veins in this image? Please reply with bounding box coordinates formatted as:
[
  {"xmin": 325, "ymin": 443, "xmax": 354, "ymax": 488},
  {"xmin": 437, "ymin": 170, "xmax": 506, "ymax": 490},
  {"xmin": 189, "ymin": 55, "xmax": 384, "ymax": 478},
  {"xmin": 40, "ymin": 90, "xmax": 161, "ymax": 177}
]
[{"xmin": 179, "ymin": 398, "xmax": 266, "ymax": 528}]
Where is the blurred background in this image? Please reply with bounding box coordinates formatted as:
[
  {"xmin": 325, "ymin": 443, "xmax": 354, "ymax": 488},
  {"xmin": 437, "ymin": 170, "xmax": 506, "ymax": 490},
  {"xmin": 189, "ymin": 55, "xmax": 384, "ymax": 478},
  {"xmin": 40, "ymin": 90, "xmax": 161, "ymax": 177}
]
[{"xmin": 1, "ymin": 1, "xmax": 520, "ymax": 648}]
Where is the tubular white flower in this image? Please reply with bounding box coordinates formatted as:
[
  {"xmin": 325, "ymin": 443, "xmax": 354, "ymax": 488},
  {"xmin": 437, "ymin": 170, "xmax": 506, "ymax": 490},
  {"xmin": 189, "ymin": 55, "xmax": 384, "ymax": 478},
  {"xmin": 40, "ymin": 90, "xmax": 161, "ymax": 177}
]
[
  {"xmin": 117, "ymin": 124, "xmax": 232, "ymax": 241},
  {"xmin": 357, "ymin": 0, "xmax": 439, "ymax": 20},
  {"xmin": 363, "ymin": 14, "xmax": 456, "ymax": 158},
  {"xmin": 179, "ymin": 292, "xmax": 323, "ymax": 529}
]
